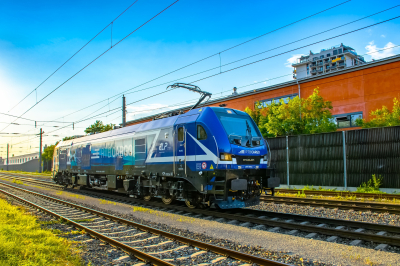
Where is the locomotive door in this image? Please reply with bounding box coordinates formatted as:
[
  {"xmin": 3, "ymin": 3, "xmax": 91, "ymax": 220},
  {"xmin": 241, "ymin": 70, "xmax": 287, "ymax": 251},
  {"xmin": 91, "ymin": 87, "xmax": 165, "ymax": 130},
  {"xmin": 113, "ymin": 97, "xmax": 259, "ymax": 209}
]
[{"xmin": 174, "ymin": 125, "xmax": 186, "ymax": 177}]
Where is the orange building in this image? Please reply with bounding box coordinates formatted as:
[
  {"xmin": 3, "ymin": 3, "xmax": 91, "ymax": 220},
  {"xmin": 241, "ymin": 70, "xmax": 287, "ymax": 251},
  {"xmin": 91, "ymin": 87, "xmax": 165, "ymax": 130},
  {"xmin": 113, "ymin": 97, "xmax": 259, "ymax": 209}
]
[{"xmin": 126, "ymin": 55, "xmax": 400, "ymax": 130}]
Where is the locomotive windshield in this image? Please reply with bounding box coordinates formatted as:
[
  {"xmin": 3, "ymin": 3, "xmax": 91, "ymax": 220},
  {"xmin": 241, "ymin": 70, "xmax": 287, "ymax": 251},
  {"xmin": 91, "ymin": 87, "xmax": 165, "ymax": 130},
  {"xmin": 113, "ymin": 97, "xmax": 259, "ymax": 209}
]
[{"xmin": 217, "ymin": 114, "xmax": 261, "ymax": 146}]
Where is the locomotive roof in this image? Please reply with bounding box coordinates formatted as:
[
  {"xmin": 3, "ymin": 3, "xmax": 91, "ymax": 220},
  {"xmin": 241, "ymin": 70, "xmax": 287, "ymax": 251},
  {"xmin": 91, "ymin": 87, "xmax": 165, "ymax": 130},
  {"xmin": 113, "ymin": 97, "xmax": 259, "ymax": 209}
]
[
  {"xmin": 56, "ymin": 107, "xmax": 249, "ymax": 148},
  {"xmin": 57, "ymin": 107, "xmax": 210, "ymax": 148}
]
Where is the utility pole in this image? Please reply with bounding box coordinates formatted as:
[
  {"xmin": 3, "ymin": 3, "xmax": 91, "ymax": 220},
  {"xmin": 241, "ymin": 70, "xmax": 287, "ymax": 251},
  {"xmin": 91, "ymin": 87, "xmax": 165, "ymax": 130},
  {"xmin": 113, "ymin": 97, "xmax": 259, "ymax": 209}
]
[
  {"xmin": 122, "ymin": 95, "xmax": 126, "ymax": 127},
  {"xmin": 39, "ymin": 128, "xmax": 43, "ymax": 173},
  {"xmin": 6, "ymin": 143, "xmax": 9, "ymax": 171}
]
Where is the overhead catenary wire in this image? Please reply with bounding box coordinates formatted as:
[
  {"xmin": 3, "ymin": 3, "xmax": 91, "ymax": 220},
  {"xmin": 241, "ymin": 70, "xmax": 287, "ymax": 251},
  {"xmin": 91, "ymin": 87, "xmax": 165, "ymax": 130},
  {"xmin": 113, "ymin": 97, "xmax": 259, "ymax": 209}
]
[
  {"xmin": 24, "ymin": 1, "xmax": 350, "ymax": 129},
  {"xmin": 189, "ymin": 15, "xmax": 400, "ymax": 84},
  {"xmin": 7, "ymin": 0, "xmax": 140, "ymax": 113},
  {"xmin": 37, "ymin": 1, "xmax": 396, "ymax": 130},
  {"xmin": 3, "ymin": 11, "xmax": 399, "ymax": 150},
  {"xmin": 1, "ymin": 39, "xmax": 400, "ymax": 150},
  {"xmin": 0, "ymin": 0, "xmax": 181, "ymax": 133}
]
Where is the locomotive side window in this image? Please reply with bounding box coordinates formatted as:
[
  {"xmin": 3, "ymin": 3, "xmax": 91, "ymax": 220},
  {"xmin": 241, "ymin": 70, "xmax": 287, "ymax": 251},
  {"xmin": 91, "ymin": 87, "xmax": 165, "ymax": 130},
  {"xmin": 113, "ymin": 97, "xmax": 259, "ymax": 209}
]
[
  {"xmin": 197, "ymin": 125, "xmax": 207, "ymax": 140},
  {"xmin": 178, "ymin": 127, "xmax": 184, "ymax": 141}
]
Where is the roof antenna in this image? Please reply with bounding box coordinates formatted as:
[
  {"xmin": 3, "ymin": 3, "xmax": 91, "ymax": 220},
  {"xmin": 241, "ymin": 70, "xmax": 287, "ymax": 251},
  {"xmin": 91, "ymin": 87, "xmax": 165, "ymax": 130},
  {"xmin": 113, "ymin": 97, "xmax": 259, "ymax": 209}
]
[{"xmin": 167, "ymin": 83, "xmax": 212, "ymax": 111}]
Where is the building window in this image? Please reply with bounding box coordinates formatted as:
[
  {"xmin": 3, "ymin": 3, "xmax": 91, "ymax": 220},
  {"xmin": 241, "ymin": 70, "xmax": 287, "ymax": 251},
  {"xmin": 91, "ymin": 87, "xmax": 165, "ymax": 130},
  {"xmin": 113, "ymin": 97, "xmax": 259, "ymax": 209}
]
[
  {"xmin": 333, "ymin": 112, "xmax": 363, "ymax": 128},
  {"xmin": 320, "ymin": 55, "xmax": 324, "ymax": 59},
  {"xmin": 333, "ymin": 50, "xmax": 338, "ymax": 55},
  {"xmin": 313, "ymin": 57, "xmax": 318, "ymax": 61},
  {"xmin": 197, "ymin": 125, "xmax": 207, "ymax": 140},
  {"xmin": 327, "ymin": 53, "xmax": 331, "ymax": 57},
  {"xmin": 338, "ymin": 48, "xmax": 343, "ymax": 54},
  {"xmin": 256, "ymin": 94, "xmax": 298, "ymax": 108}
]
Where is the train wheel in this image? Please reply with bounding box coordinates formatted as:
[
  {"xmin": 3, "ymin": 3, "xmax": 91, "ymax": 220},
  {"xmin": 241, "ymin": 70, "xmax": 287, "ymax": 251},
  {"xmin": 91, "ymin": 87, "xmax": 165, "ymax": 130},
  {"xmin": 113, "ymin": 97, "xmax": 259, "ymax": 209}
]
[
  {"xmin": 185, "ymin": 199, "xmax": 197, "ymax": 209},
  {"xmin": 162, "ymin": 196, "xmax": 174, "ymax": 205},
  {"xmin": 162, "ymin": 195, "xmax": 175, "ymax": 205},
  {"xmin": 143, "ymin": 195, "xmax": 152, "ymax": 201}
]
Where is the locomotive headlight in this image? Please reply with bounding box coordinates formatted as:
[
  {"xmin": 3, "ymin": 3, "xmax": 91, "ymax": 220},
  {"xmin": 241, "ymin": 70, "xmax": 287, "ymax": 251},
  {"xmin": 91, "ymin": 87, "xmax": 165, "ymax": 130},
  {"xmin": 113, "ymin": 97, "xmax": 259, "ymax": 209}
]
[{"xmin": 220, "ymin": 153, "xmax": 232, "ymax": 161}]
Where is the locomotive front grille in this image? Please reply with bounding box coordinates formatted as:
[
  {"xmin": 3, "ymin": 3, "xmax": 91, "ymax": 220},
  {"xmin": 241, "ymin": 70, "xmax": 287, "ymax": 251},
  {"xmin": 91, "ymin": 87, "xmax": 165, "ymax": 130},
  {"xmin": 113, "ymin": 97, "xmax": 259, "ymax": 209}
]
[{"xmin": 235, "ymin": 156, "xmax": 261, "ymax": 165}]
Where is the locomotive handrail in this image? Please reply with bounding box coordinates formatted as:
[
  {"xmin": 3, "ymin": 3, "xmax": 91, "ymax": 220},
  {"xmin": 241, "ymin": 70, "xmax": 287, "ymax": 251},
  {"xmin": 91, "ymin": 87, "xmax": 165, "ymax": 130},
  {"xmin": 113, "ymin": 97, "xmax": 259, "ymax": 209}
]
[
  {"xmin": 173, "ymin": 130, "xmax": 176, "ymax": 175},
  {"xmin": 184, "ymin": 127, "xmax": 187, "ymax": 176},
  {"xmin": 213, "ymin": 135, "xmax": 219, "ymax": 170}
]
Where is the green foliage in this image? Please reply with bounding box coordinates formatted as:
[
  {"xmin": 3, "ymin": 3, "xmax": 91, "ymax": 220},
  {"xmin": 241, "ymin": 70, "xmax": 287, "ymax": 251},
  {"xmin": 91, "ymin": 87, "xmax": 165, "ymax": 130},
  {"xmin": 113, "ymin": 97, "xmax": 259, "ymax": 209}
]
[
  {"xmin": 244, "ymin": 106, "xmax": 274, "ymax": 137},
  {"xmin": 245, "ymin": 88, "xmax": 337, "ymax": 137},
  {"xmin": 356, "ymin": 98, "xmax": 400, "ymax": 128},
  {"xmin": 42, "ymin": 145, "xmax": 56, "ymax": 162},
  {"xmin": 62, "ymin": 136, "xmax": 77, "ymax": 141},
  {"xmin": 84, "ymin": 120, "xmax": 115, "ymax": 135},
  {"xmin": 356, "ymin": 174, "xmax": 384, "ymax": 193},
  {"xmin": 302, "ymin": 185, "xmax": 339, "ymax": 192},
  {"xmin": 0, "ymin": 198, "xmax": 82, "ymax": 266}
]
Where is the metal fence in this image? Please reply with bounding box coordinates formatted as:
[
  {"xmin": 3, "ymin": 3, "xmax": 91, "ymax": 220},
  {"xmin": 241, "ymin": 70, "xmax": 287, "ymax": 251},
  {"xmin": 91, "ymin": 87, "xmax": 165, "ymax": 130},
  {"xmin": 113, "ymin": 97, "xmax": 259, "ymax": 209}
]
[{"xmin": 267, "ymin": 126, "xmax": 400, "ymax": 188}]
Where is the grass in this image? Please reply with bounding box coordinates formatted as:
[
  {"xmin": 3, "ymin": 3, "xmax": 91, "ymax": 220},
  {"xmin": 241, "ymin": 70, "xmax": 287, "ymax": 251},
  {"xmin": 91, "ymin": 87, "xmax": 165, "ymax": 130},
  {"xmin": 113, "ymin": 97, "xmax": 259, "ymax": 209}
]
[
  {"xmin": 0, "ymin": 197, "xmax": 83, "ymax": 266},
  {"xmin": 12, "ymin": 179, "xmax": 24, "ymax": 185},
  {"xmin": 356, "ymin": 174, "xmax": 384, "ymax": 193},
  {"xmin": 0, "ymin": 170, "xmax": 52, "ymax": 178}
]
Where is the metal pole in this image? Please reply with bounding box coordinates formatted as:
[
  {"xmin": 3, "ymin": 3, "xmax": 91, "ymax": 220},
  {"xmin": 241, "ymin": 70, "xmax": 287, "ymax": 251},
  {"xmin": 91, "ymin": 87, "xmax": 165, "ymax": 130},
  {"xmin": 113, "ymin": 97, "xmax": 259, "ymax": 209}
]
[
  {"xmin": 342, "ymin": 131, "xmax": 347, "ymax": 189},
  {"xmin": 286, "ymin": 136, "xmax": 289, "ymax": 187},
  {"xmin": 39, "ymin": 128, "xmax": 42, "ymax": 173},
  {"xmin": 296, "ymin": 79, "xmax": 301, "ymax": 121},
  {"xmin": 122, "ymin": 95, "xmax": 126, "ymax": 127},
  {"xmin": 6, "ymin": 143, "xmax": 9, "ymax": 171}
]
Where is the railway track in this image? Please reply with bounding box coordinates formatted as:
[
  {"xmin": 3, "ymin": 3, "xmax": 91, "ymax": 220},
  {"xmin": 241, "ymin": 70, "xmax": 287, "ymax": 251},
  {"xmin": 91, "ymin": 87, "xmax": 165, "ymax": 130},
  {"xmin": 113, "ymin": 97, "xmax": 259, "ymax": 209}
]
[
  {"xmin": 3, "ymin": 173, "xmax": 400, "ymax": 215},
  {"xmin": 1, "ymin": 173, "xmax": 400, "ymax": 251},
  {"xmin": 260, "ymin": 195, "xmax": 400, "ymax": 215},
  {"xmin": 276, "ymin": 188, "xmax": 400, "ymax": 200},
  {"xmin": 0, "ymin": 183, "xmax": 288, "ymax": 266}
]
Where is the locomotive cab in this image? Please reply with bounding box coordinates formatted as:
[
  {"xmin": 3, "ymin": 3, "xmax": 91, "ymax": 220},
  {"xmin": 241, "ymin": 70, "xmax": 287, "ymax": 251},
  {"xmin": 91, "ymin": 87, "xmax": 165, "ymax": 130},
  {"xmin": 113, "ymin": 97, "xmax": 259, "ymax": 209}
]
[{"xmin": 181, "ymin": 107, "xmax": 279, "ymax": 209}]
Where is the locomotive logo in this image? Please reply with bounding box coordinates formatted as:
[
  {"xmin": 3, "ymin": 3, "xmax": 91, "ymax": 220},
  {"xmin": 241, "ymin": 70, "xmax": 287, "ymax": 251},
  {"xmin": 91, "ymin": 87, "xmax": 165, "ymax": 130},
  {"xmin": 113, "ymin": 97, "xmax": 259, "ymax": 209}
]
[{"xmin": 202, "ymin": 162, "xmax": 207, "ymax": 169}]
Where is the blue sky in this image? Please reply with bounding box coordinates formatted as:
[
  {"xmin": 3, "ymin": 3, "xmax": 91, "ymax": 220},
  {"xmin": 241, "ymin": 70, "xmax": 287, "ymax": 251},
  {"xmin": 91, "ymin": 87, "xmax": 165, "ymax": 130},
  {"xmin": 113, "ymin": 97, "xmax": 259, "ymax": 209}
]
[{"xmin": 1, "ymin": 0, "xmax": 399, "ymax": 156}]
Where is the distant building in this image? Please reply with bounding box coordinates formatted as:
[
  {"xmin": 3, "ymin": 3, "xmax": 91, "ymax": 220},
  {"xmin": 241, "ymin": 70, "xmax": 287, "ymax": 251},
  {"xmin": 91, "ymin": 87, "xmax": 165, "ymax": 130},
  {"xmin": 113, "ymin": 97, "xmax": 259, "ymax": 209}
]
[
  {"xmin": 292, "ymin": 43, "xmax": 366, "ymax": 79},
  {"xmin": 124, "ymin": 53, "xmax": 400, "ymax": 131},
  {"xmin": 2, "ymin": 152, "xmax": 39, "ymax": 166}
]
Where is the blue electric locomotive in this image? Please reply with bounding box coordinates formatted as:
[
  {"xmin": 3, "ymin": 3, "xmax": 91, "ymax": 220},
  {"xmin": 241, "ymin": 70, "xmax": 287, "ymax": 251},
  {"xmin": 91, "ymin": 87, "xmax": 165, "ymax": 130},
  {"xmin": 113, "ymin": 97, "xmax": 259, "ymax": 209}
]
[{"xmin": 53, "ymin": 85, "xmax": 279, "ymax": 209}]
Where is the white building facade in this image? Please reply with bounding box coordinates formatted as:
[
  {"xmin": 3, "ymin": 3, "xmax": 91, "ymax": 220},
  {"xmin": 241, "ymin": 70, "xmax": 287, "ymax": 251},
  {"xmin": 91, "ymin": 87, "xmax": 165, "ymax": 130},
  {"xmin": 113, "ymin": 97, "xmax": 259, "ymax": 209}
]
[
  {"xmin": 5, "ymin": 152, "xmax": 39, "ymax": 165},
  {"xmin": 292, "ymin": 44, "xmax": 366, "ymax": 79}
]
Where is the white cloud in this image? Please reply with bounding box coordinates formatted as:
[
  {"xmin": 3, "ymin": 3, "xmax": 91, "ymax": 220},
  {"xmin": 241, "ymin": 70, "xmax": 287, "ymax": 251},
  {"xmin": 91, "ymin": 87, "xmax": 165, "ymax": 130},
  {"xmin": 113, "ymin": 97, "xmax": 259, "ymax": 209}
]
[
  {"xmin": 285, "ymin": 54, "xmax": 305, "ymax": 68},
  {"xmin": 381, "ymin": 35, "xmax": 386, "ymax": 38},
  {"xmin": 365, "ymin": 41, "xmax": 399, "ymax": 60}
]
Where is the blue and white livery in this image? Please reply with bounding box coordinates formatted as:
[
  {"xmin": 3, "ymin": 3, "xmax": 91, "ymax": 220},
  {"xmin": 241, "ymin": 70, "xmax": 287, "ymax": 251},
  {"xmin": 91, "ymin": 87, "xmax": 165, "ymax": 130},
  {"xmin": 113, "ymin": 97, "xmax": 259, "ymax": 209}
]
[{"xmin": 53, "ymin": 107, "xmax": 279, "ymax": 209}]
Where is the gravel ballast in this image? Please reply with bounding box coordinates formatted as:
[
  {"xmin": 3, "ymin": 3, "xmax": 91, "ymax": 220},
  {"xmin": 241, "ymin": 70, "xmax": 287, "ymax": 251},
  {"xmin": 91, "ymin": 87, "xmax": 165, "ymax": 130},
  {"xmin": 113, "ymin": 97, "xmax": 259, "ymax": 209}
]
[
  {"xmin": 1, "ymin": 180, "xmax": 400, "ymax": 266},
  {"xmin": 250, "ymin": 201, "xmax": 400, "ymax": 227}
]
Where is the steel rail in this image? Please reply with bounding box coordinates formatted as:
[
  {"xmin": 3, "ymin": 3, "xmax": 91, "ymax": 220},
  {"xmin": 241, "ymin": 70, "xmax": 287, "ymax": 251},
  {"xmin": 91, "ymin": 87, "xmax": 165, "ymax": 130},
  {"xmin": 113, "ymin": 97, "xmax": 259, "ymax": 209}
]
[
  {"xmin": 0, "ymin": 174, "xmax": 61, "ymax": 188},
  {"xmin": 276, "ymin": 189, "xmax": 400, "ymax": 200},
  {"xmin": 70, "ymin": 188, "xmax": 400, "ymax": 246},
  {"xmin": 0, "ymin": 181, "xmax": 290, "ymax": 266},
  {"xmin": 261, "ymin": 196, "xmax": 400, "ymax": 214},
  {"xmin": 2, "ymin": 174, "xmax": 400, "ymax": 246},
  {"xmin": 0, "ymin": 173, "xmax": 54, "ymax": 183},
  {"xmin": 70, "ymin": 188, "xmax": 400, "ymax": 244},
  {"xmin": 0, "ymin": 188, "xmax": 174, "ymax": 266}
]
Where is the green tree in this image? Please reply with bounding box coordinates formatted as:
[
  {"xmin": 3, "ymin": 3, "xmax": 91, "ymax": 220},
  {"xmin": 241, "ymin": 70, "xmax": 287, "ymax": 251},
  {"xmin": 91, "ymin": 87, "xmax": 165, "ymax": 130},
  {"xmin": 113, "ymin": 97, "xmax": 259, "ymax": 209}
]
[
  {"xmin": 41, "ymin": 145, "xmax": 55, "ymax": 163},
  {"xmin": 62, "ymin": 136, "xmax": 76, "ymax": 141},
  {"xmin": 245, "ymin": 88, "xmax": 337, "ymax": 137},
  {"xmin": 355, "ymin": 98, "xmax": 400, "ymax": 128},
  {"xmin": 84, "ymin": 120, "xmax": 115, "ymax": 135}
]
